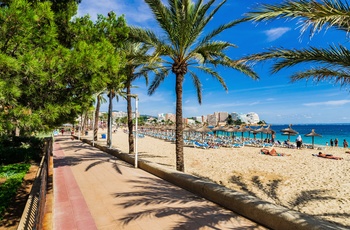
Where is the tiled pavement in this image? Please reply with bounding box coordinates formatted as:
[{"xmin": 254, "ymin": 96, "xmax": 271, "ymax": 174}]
[{"xmin": 53, "ymin": 136, "xmax": 267, "ymax": 230}]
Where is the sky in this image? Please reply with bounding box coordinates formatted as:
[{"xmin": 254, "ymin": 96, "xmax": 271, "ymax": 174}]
[{"xmin": 77, "ymin": 0, "xmax": 350, "ymax": 124}]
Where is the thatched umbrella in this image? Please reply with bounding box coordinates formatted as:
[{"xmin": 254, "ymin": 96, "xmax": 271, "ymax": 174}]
[
  {"xmin": 281, "ymin": 124, "xmax": 298, "ymax": 141},
  {"xmin": 212, "ymin": 126, "xmax": 226, "ymax": 137},
  {"xmin": 255, "ymin": 125, "xmax": 266, "ymax": 140},
  {"xmin": 196, "ymin": 126, "xmax": 212, "ymax": 141},
  {"xmin": 264, "ymin": 125, "xmax": 275, "ymax": 140},
  {"xmin": 237, "ymin": 125, "xmax": 249, "ymax": 142},
  {"xmin": 226, "ymin": 126, "xmax": 239, "ymax": 139},
  {"xmin": 305, "ymin": 129, "xmax": 322, "ymax": 149}
]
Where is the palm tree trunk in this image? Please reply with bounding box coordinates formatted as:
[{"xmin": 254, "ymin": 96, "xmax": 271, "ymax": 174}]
[
  {"xmin": 127, "ymin": 84, "xmax": 134, "ymax": 154},
  {"xmin": 175, "ymin": 73, "xmax": 184, "ymax": 172},
  {"xmin": 107, "ymin": 90, "xmax": 113, "ymax": 148},
  {"xmin": 94, "ymin": 95, "xmax": 101, "ymax": 141}
]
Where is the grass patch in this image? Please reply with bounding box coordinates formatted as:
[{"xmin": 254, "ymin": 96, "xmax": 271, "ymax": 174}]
[{"xmin": 0, "ymin": 163, "xmax": 30, "ymax": 219}]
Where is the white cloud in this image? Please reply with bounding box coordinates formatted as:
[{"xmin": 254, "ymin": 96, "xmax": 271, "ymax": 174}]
[
  {"xmin": 264, "ymin": 27, "xmax": 291, "ymax": 42},
  {"xmin": 77, "ymin": 0, "xmax": 153, "ymax": 25},
  {"xmin": 303, "ymin": 100, "xmax": 350, "ymax": 106}
]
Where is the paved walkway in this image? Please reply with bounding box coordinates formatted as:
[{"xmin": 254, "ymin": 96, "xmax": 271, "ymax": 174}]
[{"xmin": 53, "ymin": 136, "xmax": 267, "ymax": 230}]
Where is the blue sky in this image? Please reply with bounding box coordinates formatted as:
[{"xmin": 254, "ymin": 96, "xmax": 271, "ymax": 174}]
[{"xmin": 77, "ymin": 0, "xmax": 350, "ymax": 124}]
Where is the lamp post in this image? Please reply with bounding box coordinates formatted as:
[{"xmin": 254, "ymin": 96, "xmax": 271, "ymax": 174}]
[
  {"xmin": 127, "ymin": 94, "xmax": 139, "ymax": 168},
  {"xmin": 92, "ymin": 107, "xmax": 95, "ymax": 147}
]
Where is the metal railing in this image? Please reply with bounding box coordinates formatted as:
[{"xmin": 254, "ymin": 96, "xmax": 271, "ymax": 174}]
[{"xmin": 17, "ymin": 137, "xmax": 52, "ymax": 230}]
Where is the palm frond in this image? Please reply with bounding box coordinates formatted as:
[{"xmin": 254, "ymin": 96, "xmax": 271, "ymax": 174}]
[
  {"xmin": 144, "ymin": 0, "xmax": 174, "ymax": 36},
  {"xmin": 243, "ymin": 45, "xmax": 350, "ymax": 73},
  {"xmin": 212, "ymin": 57, "xmax": 259, "ymax": 80},
  {"xmin": 148, "ymin": 69, "xmax": 168, "ymax": 95},
  {"xmin": 290, "ymin": 67, "xmax": 350, "ymax": 86},
  {"xmin": 198, "ymin": 18, "xmax": 246, "ymax": 46},
  {"xmin": 191, "ymin": 41, "xmax": 236, "ymax": 63},
  {"xmin": 188, "ymin": 71, "xmax": 202, "ymax": 104},
  {"xmin": 194, "ymin": 66, "xmax": 228, "ymax": 91},
  {"xmin": 244, "ymin": 0, "xmax": 350, "ymax": 37}
]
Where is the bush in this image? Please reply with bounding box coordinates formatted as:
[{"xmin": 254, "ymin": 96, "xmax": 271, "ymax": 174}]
[
  {"xmin": 0, "ymin": 137, "xmax": 44, "ymax": 164},
  {"xmin": 0, "ymin": 163, "xmax": 30, "ymax": 219}
]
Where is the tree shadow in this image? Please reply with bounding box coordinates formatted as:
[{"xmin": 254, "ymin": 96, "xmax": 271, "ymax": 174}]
[
  {"xmin": 53, "ymin": 141, "xmax": 130, "ymax": 174},
  {"xmin": 113, "ymin": 177, "xmax": 264, "ymax": 230},
  {"xmin": 229, "ymin": 175, "xmax": 258, "ymax": 197},
  {"xmin": 251, "ymin": 176, "xmax": 282, "ymax": 205},
  {"xmin": 228, "ymin": 174, "xmax": 349, "ymax": 228}
]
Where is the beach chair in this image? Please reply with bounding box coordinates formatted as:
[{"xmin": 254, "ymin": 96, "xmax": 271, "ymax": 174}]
[
  {"xmin": 231, "ymin": 143, "xmax": 244, "ymax": 148},
  {"xmin": 193, "ymin": 141, "xmax": 209, "ymax": 149}
]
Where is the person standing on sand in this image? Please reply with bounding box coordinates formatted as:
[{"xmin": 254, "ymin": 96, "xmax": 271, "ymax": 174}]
[
  {"xmin": 343, "ymin": 139, "xmax": 348, "ymax": 148},
  {"xmin": 296, "ymin": 135, "xmax": 302, "ymax": 149},
  {"xmin": 335, "ymin": 138, "xmax": 339, "ymax": 147},
  {"xmin": 330, "ymin": 139, "xmax": 334, "ymax": 147}
]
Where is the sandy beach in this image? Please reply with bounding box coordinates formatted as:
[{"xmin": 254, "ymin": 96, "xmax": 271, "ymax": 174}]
[{"xmin": 95, "ymin": 131, "xmax": 350, "ymax": 228}]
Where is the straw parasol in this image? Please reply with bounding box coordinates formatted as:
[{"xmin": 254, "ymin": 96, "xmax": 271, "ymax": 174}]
[
  {"xmin": 255, "ymin": 125, "xmax": 266, "ymax": 140},
  {"xmin": 196, "ymin": 126, "xmax": 212, "ymax": 133},
  {"xmin": 226, "ymin": 126, "xmax": 239, "ymax": 139},
  {"xmin": 281, "ymin": 124, "xmax": 298, "ymax": 141},
  {"xmin": 305, "ymin": 129, "xmax": 322, "ymax": 149},
  {"xmin": 212, "ymin": 126, "xmax": 226, "ymax": 137},
  {"xmin": 237, "ymin": 125, "xmax": 249, "ymax": 141}
]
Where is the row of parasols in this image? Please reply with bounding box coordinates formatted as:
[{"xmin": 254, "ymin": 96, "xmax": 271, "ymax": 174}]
[{"xmin": 143, "ymin": 124, "xmax": 322, "ymax": 148}]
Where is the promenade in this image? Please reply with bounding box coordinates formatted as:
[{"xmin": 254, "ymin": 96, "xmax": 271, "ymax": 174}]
[{"xmin": 53, "ymin": 136, "xmax": 266, "ymax": 230}]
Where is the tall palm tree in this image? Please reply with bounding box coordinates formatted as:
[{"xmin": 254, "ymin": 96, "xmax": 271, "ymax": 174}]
[
  {"xmin": 122, "ymin": 42, "xmax": 163, "ymax": 154},
  {"xmin": 107, "ymin": 82, "xmax": 126, "ymax": 148},
  {"xmin": 241, "ymin": 0, "xmax": 350, "ymax": 85},
  {"xmin": 132, "ymin": 0, "xmax": 259, "ymax": 172},
  {"xmin": 93, "ymin": 91, "xmax": 107, "ymax": 141}
]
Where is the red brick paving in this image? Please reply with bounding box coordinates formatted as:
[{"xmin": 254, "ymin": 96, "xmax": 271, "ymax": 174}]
[{"xmin": 53, "ymin": 136, "xmax": 266, "ymax": 230}]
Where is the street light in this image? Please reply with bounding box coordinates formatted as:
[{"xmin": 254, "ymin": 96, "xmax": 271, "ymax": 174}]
[{"xmin": 127, "ymin": 94, "xmax": 139, "ymax": 168}]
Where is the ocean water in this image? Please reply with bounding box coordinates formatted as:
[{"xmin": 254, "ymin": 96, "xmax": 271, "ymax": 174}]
[{"xmin": 216, "ymin": 124, "xmax": 350, "ymax": 147}]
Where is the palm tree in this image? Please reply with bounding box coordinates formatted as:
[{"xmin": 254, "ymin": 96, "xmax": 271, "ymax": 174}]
[
  {"xmin": 93, "ymin": 92, "xmax": 107, "ymax": 141},
  {"xmin": 121, "ymin": 42, "xmax": 160, "ymax": 154},
  {"xmin": 107, "ymin": 82, "xmax": 126, "ymax": 148},
  {"xmin": 241, "ymin": 0, "xmax": 350, "ymax": 85},
  {"xmin": 124, "ymin": 43, "xmax": 164, "ymax": 154},
  {"xmin": 133, "ymin": 0, "xmax": 259, "ymax": 172}
]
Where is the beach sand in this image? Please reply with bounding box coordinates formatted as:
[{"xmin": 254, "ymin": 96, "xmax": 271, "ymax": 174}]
[{"xmin": 96, "ymin": 131, "xmax": 350, "ymax": 228}]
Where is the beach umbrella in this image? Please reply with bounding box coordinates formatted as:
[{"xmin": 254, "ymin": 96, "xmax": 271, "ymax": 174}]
[
  {"xmin": 305, "ymin": 129, "xmax": 322, "ymax": 149},
  {"xmin": 196, "ymin": 126, "xmax": 212, "ymax": 141},
  {"xmin": 247, "ymin": 125, "xmax": 255, "ymax": 138},
  {"xmin": 212, "ymin": 126, "xmax": 226, "ymax": 137},
  {"xmin": 237, "ymin": 125, "xmax": 249, "ymax": 142},
  {"xmin": 196, "ymin": 126, "xmax": 212, "ymax": 133},
  {"xmin": 183, "ymin": 125, "xmax": 197, "ymax": 132},
  {"xmin": 264, "ymin": 125, "xmax": 275, "ymax": 139},
  {"xmin": 226, "ymin": 126, "xmax": 238, "ymax": 139},
  {"xmin": 255, "ymin": 125, "xmax": 266, "ymax": 140},
  {"xmin": 281, "ymin": 124, "xmax": 298, "ymax": 141}
]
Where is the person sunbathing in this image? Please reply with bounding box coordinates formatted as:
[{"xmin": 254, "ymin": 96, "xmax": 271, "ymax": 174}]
[
  {"xmin": 260, "ymin": 148, "xmax": 290, "ymax": 156},
  {"xmin": 312, "ymin": 152, "xmax": 343, "ymax": 160}
]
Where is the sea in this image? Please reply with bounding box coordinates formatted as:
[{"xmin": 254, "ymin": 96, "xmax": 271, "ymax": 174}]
[{"xmin": 216, "ymin": 124, "xmax": 350, "ymax": 147}]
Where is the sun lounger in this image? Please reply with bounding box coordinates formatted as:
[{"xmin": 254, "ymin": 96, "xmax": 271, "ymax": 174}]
[
  {"xmin": 193, "ymin": 141, "xmax": 209, "ymax": 149},
  {"xmin": 231, "ymin": 143, "xmax": 244, "ymax": 148}
]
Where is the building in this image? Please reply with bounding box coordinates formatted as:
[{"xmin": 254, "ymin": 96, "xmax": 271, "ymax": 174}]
[
  {"xmin": 165, "ymin": 113, "xmax": 176, "ymax": 123},
  {"xmin": 158, "ymin": 113, "xmax": 166, "ymax": 122},
  {"xmin": 245, "ymin": 112, "xmax": 260, "ymax": 124},
  {"xmin": 214, "ymin": 112, "xmax": 228, "ymax": 122},
  {"xmin": 207, "ymin": 114, "xmax": 217, "ymax": 126}
]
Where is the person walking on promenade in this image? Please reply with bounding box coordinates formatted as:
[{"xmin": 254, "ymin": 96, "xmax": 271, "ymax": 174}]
[
  {"xmin": 343, "ymin": 139, "xmax": 348, "ymax": 148},
  {"xmin": 335, "ymin": 138, "xmax": 339, "ymax": 147},
  {"xmin": 330, "ymin": 139, "xmax": 334, "ymax": 147}
]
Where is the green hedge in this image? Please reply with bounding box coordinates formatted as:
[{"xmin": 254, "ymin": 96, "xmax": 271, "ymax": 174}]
[
  {"xmin": 0, "ymin": 163, "xmax": 31, "ymax": 219},
  {"xmin": 0, "ymin": 136, "xmax": 44, "ymax": 164}
]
